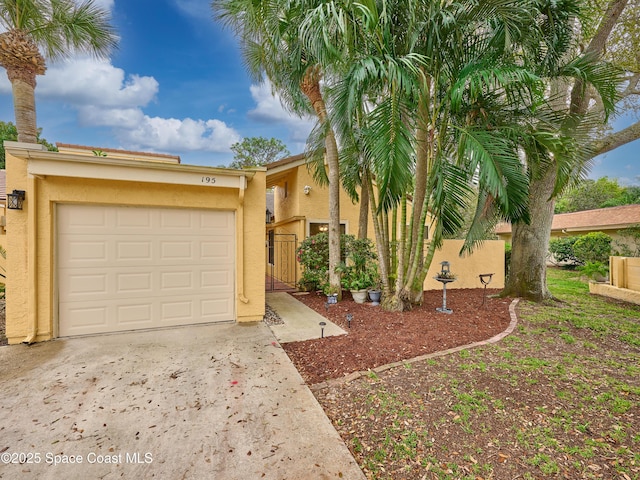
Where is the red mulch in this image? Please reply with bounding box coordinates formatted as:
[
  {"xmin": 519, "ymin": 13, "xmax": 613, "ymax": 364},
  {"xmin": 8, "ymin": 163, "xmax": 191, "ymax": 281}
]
[{"xmin": 282, "ymin": 288, "xmax": 512, "ymax": 384}]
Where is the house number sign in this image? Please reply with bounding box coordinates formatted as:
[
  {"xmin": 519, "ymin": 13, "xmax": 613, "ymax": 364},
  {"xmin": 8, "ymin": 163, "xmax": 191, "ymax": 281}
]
[{"xmin": 201, "ymin": 176, "xmax": 216, "ymax": 184}]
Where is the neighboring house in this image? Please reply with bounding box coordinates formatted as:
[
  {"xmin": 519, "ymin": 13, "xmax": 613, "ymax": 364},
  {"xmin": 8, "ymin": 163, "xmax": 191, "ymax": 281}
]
[
  {"xmin": 266, "ymin": 154, "xmax": 505, "ymax": 291},
  {"xmin": 495, "ymin": 204, "xmax": 640, "ymax": 247},
  {"xmin": 4, "ymin": 142, "xmax": 266, "ymax": 344}
]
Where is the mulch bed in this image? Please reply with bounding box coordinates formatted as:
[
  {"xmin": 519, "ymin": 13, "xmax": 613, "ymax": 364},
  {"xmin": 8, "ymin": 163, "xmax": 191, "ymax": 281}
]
[{"xmin": 282, "ymin": 288, "xmax": 512, "ymax": 384}]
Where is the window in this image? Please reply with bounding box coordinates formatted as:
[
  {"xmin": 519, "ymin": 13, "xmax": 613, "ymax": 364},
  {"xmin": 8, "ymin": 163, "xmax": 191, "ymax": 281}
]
[{"xmin": 309, "ymin": 222, "xmax": 346, "ymax": 236}]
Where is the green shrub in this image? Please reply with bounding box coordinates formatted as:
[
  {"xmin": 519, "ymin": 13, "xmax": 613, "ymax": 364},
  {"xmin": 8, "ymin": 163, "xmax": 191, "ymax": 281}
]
[
  {"xmin": 339, "ymin": 237, "xmax": 379, "ymax": 290},
  {"xmin": 573, "ymin": 232, "xmax": 612, "ymax": 264},
  {"xmin": 578, "ymin": 261, "xmax": 609, "ymax": 281},
  {"xmin": 548, "ymin": 236, "xmax": 582, "ymax": 267},
  {"xmin": 296, "ymin": 233, "xmax": 351, "ymax": 292}
]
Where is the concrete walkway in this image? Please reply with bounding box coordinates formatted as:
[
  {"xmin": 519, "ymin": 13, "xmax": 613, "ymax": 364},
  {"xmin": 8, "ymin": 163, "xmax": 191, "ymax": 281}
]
[
  {"xmin": 0, "ymin": 322, "xmax": 365, "ymax": 479},
  {"xmin": 266, "ymin": 292, "xmax": 347, "ymax": 343}
]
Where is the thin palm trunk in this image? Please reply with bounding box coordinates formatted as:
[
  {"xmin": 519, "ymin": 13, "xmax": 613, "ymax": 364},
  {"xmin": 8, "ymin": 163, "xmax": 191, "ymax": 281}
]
[
  {"xmin": 300, "ymin": 67, "xmax": 341, "ymax": 295},
  {"xmin": 357, "ymin": 169, "xmax": 369, "ymax": 239},
  {"xmin": 366, "ymin": 170, "xmax": 393, "ymax": 297}
]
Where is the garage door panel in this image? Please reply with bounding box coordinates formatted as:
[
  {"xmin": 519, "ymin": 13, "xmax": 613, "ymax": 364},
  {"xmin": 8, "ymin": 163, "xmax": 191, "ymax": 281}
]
[
  {"xmin": 201, "ymin": 296, "xmax": 234, "ymax": 319},
  {"xmin": 201, "ymin": 269, "xmax": 233, "ymax": 288},
  {"xmin": 116, "ymin": 272, "xmax": 153, "ymax": 294},
  {"xmin": 115, "ymin": 208, "xmax": 153, "ymax": 229},
  {"xmin": 160, "ymin": 270, "xmax": 193, "ymax": 290},
  {"xmin": 117, "ymin": 303, "xmax": 154, "ymax": 325},
  {"xmin": 160, "ymin": 241, "xmax": 194, "ymax": 260},
  {"xmin": 60, "ymin": 305, "xmax": 109, "ymax": 336},
  {"xmin": 116, "ymin": 241, "xmax": 153, "ymax": 261},
  {"xmin": 160, "ymin": 209, "xmax": 194, "ymax": 229},
  {"xmin": 161, "ymin": 301, "xmax": 192, "ymax": 321},
  {"xmin": 58, "ymin": 205, "xmax": 235, "ymax": 336},
  {"xmin": 200, "ymin": 210, "xmax": 234, "ymax": 231},
  {"xmin": 59, "ymin": 240, "xmax": 108, "ymax": 265}
]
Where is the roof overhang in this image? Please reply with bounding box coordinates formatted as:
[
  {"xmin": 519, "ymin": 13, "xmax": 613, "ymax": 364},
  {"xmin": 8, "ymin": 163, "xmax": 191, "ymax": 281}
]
[
  {"xmin": 266, "ymin": 154, "xmax": 308, "ymax": 188},
  {"xmin": 6, "ymin": 142, "xmax": 257, "ymax": 190}
]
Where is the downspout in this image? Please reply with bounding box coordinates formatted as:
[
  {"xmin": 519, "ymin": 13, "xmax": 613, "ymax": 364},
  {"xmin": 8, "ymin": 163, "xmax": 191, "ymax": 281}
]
[
  {"xmin": 237, "ymin": 175, "xmax": 249, "ymax": 304},
  {"xmin": 23, "ymin": 174, "xmax": 38, "ymax": 343}
]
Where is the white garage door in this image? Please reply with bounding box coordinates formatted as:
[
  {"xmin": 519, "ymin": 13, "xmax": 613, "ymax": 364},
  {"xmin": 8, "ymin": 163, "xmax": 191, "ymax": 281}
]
[{"xmin": 57, "ymin": 204, "xmax": 235, "ymax": 337}]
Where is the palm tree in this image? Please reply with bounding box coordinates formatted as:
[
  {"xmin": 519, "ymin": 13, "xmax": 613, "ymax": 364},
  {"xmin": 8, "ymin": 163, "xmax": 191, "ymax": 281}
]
[
  {"xmin": 305, "ymin": 0, "xmax": 617, "ymax": 310},
  {"xmin": 307, "ymin": 0, "xmax": 542, "ymax": 310},
  {"xmin": 0, "ymin": 0, "xmax": 117, "ymax": 143},
  {"xmin": 214, "ymin": 0, "xmax": 345, "ymax": 296}
]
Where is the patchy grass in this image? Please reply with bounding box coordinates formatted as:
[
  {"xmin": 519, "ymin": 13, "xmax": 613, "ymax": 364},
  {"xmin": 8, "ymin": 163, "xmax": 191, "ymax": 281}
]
[{"xmin": 316, "ymin": 268, "xmax": 640, "ymax": 479}]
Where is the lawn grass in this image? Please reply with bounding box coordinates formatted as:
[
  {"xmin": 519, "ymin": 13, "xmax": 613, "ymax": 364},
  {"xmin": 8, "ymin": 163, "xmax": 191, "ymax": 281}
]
[{"xmin": 317, "ymin": 268, "xmax": 640, "ymax": 479}]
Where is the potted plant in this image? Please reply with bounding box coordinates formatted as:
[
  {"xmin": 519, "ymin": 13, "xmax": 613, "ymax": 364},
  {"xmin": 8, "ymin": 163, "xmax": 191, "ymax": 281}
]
[
  {"xmin": 368, "ymin": 281, "xmax": 382, "ymax": 305},
  {"xmin": 323, "ymin": 284, "xmax": 340, "ymax": 304},
  {"xmin": 341, "ymin": 267, "xmax": 374, "ymax": 303},
  {"xmin": 336, "ymin": 237, "xmax": 379, "ymax": 304}
]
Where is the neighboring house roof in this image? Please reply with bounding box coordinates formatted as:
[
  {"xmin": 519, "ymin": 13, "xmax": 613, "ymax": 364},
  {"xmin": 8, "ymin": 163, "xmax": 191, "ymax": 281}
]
[
  {"xmin": 56, "ymin": 143, "xmax": 181, "ymax": 164},
  {"xmin": 0, "ymin": 170, "xmax": 5, "ymax": 201},
  {"xmin": 495, "ymin": 204, "xmax": 640, "ymax": 235}
]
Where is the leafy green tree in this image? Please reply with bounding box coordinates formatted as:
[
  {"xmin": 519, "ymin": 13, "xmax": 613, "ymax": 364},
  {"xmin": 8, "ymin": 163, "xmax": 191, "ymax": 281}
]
[
  {"xmin": 323, "ymin": 0, "xmax": 614, "ymax": 310},
  {"xmin": 229, "ymin": 136, "xmax": 290, "ymax": 169},
  {"xmin": 0, "ymin": 0, "xmax": 117, "ymax": 143},
  {"xmin": 0, "ymin": 119, "xmax": 56, "ymax": 167},
  {"xmin": 555, "ymin": 177, "xmax": 625, "ymax": 213},
  {"xmin": 503, "ymin": 0, "xmax": 622, "ymax": 301}
]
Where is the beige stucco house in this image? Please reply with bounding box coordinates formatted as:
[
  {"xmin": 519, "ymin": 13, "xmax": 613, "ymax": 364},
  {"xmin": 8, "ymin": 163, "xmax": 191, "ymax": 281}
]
[
  {"xmin": 4, "ymin": 142, "xmax": 265, "ymax": 345},
  {"xmin": 266, "ymin": 154, "xmax": 505, "ymax": 291}
]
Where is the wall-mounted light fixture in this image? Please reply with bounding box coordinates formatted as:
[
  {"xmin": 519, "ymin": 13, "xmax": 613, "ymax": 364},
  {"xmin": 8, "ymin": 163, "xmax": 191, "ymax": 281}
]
[
  {"xmin": 303, "ymin": 185, "xmax": 312, "ymax": 195},
  {"xmin": 7, "ymin": 190, "xmax": 25, "ymax": 210}
]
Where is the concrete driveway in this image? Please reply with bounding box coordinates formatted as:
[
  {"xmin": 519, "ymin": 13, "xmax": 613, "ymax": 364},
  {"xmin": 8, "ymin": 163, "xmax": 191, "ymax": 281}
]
[{"xmin": 0, "ymin": 322, "xmax": 365, "ymax": 479}]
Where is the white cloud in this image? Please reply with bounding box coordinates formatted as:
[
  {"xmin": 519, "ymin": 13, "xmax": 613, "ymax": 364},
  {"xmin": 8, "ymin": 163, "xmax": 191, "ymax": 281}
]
[
  {"xmin": 116, "ymin": 116, "xmax": 241, "ymax": 153},
  {"xmin": 88, "ymin": 0, "xmax": 114, "ymax": 10},
  {"xmin": 37, "ymin": 58, "xmax": 158, "ymax": 108},
  {"xmin": 172, "ymin": 0, "xmax": 214, "ymax": 20},
  {"xmin": 247, "ymin": 81, "xmax": 315, "ymax": 141}
]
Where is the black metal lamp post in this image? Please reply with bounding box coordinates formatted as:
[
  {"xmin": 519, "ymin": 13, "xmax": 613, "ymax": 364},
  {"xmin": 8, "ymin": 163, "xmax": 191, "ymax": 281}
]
[
  {"xmin": 346, "ymin": 313, "xmax": 353, "ymax": 328},
  {"xmin": 319, "ymin": 321, "xmax": 326, "ymax": 338}
]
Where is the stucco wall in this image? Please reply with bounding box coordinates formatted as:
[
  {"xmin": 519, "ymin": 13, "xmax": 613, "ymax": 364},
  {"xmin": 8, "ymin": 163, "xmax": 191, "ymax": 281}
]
[
  {"xmin": 272, "ymin": 164, "xmax": 370, "ymax": 236},
  {"xmin": 5, "ymin": 144, "xmax": 265, "ymax": 344},
  {"xmin": 610, "ymin": 256, "xmax": 640, "ymax": 292},
  {"xmin": 423, "ymin": 240, "xmax": 506, "ymax": 290}
]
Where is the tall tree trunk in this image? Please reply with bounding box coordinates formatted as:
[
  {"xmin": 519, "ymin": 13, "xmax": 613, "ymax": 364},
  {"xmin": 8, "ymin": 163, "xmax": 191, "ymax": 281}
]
[
  {"xmin": 300, "ymin": 67, "xmax": 341, "ymax": 297},
  {"xmin": 503, "ymin": 0, "xmax": 626, "ymax": 301},
  {"xmin": 8, "ymin": 73, "xmax": 38, "ymax": 144},
  {"xmin": 502, "ymin": 167, "xmax": 556, "ymax": 301},
  {"xmin": 0, "ymin": 30, "xmax": 46, "ymax": 144}
]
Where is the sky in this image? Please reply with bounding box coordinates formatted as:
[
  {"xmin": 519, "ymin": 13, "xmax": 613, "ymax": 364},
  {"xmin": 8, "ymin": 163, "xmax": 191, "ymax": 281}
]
[{"xmin": 0, "ymin": 0, "xmax": 638, "ymax": 185}]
